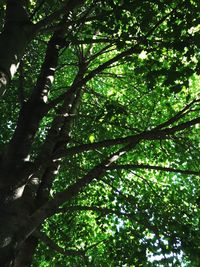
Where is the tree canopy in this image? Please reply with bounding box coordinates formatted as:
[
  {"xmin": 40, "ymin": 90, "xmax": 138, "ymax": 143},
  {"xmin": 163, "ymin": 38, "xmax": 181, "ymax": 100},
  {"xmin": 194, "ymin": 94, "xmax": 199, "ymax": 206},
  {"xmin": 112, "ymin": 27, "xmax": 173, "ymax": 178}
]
[{"xmin": 0, "ymin": 0, "xmax": 199, "ymax": 266}]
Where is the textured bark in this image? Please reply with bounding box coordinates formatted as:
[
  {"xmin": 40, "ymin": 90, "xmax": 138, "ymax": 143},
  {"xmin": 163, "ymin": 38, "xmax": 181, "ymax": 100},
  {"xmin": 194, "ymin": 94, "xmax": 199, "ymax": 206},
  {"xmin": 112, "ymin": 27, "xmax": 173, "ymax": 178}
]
[
  {"xmin": 0, "ymin": 30, "xmax": 66, "ymax": 192},
  {"xmin": 0, "ymin": 1, "xmax": 100, "ymax": 266},
  {"xmin": 12, "ymin": 236, "xmax": 38, "ymax": 267},
  {"xmin": 0, "ymin": 44, "xmax": 87, "ymax": 267},
  {"xmin": 0, "ymin": 205, "xmax": 27, "ymax": 266},
  {"xmin": 0, "ymin": 1, "xmax": 33, "ymax": 95},
  {"xmin": 0, "ymin": 0, "xmax": 85, "ymax": 95},
  {"xmin": 0, "ymin": 8, "xmax": 64, "ymax": 265}
]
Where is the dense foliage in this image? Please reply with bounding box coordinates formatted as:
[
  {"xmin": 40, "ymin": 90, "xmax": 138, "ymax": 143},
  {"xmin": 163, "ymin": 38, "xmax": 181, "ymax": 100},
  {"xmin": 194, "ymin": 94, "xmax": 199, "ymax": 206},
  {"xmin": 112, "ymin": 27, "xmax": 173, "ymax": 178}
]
[{"xmin": 0, "ymin": 0, "xmax": 199, "ymax": 266}]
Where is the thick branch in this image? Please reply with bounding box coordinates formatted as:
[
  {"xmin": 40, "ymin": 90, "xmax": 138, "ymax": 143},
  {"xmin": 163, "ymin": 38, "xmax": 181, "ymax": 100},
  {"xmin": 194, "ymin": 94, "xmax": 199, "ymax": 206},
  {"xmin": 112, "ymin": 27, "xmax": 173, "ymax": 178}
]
[
  {"xmin": 53, "ymin": 116, "xmax": 200, "ymax": 158},
  {"xmin": 159, "ymin": 117, "xmax": 200, "ymax": 135},
  {"xmin": 35, "ymin": 62, "xmax": 87, "ymax": 166},
  {"xmin": 31, "ymin": 30, "xmax": 67, "ymax": 102},
  {"xmin": 34, "ymin": 84, "xmax": 84, "ymax": 208},
  {"xmin": 27, "ymin": 55, "xmax": 87, "ymax": 211}
]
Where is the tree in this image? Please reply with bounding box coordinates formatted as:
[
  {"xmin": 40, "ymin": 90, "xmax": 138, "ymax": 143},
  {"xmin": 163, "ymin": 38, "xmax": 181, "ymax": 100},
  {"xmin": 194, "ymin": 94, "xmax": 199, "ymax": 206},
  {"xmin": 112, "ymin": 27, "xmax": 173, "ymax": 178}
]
[{"xmin": 0, "ymin": 0, "xmax": 199, "ymax": 266}]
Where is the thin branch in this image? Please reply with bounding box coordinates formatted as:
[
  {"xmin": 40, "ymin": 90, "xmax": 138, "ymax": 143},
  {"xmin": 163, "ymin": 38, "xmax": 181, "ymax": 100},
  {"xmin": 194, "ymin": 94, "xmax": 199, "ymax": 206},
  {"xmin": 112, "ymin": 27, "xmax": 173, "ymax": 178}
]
[
  {"xmin": 85, "ymin": 238, "xmax": 109, "ymax": 251},
  {"xmin": 42, "ymin": 7, "xmax": 182, "ymax": 108},
  {"xmin": 72, "ymin": 38, "xmax": 112, "ymax": 44},
  {"xmin": 159, "ymin": 117, "xmax": 200, "ymax": 135},
  {"xmin": 146, "ymin": 1, "xmax": 184, "ymax": 37},
  {"xmin": 107, "ymin": 163, "xmax": 200, "ymax": 176},
  {"xmin": 87, "ymin": 44, "xmax": 115, "ymax": 63},
  {"xmin": 34, "ymin": 0, "xmax": 85, "ymax": 33},
  {"xmin": 34, "ymin": 231, "xmax": 85, "ymax": 256},
  {"xmin": 38, "ymin": 4, "xmax": 92, "ymax": 35},
  {"xmin": 131, "ymin": 171, "xmax": 160, "ymax": 197},
  {"xmin": 18, "ymin": 60, "xmax": 25, "ymax": 105},
  {"xmin": 81, "ymin": 45, "xmax": 141, "ymax": 84},
  {"xmin": 58, "ymin": 205, "xmax": 131, "ymax": 219},
  {"xmin": 78, "ymin": 2, "xmax": 184, "ymax": 85},
  {"xmin": 47, "ymin": 92, "xmax": 67, "ymax": 109},
  {"xmin": 155, "ymin": 98, "xmax": 200, "ymax": 130}
]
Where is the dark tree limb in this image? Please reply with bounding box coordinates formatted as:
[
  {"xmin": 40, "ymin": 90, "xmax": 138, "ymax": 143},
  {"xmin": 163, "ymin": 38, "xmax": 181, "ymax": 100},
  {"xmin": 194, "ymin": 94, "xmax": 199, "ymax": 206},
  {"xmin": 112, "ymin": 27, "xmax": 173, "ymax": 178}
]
[
  {"xmin": 53, "ymin": 116, "xmax": 200, "ymax": 158},
  {"xmin": 155, "ymin": 98, "xmax": 200, "ymax": 130},
  {"xmin": 18, "ymin": 61, "xmax": 25, "ymax": 105},
  {"xmin": 106, "ymin": 164, "xmax": 200, "ymax": 176},
  {"xmin": 24, "ymin": 143, "xmax": 137, "ymax": 239}
]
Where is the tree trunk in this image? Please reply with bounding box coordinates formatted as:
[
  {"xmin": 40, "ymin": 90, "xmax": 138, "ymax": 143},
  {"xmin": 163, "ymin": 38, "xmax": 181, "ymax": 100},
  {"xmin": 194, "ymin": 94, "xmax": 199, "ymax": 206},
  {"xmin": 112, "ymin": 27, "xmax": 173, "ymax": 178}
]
[
  {"xmin": 12, "ymin": 236, "xmax": 38, "ymax": 267},
  {"xmin": 0, "ymin": 0, "xmax": 33, "ymax": 95}
]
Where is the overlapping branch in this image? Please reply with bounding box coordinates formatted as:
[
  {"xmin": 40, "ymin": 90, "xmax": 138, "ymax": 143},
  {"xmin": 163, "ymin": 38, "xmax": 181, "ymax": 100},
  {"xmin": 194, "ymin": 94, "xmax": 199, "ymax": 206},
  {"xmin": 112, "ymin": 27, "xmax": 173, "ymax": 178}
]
[
  {"xmin": 34, "ymin": 0, "xmax": 85, "ymax": 33},
  {"xmin": 106, "ymin": 163, "xmax": 200, "ymax": 176},
  {"xmin": 24, "ymin": 142, "xmax": 138, "ymax": 238},
  {"xmin": 155, "ymin": 99, "xmax": 200, "ymax": 130},
  {"xmin": 53, "ymin": 116, "xmax": 200, "ymax": 158}
]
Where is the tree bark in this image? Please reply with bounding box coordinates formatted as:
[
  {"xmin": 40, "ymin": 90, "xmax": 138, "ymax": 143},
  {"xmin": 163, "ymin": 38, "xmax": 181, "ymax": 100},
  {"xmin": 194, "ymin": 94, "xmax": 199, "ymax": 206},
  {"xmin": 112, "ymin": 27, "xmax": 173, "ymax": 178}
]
[
  {"xmin": 0, "ymin": 0, "xmax": 33, "ymax": 95},
  {"xmin": 12, "ymin": 236, "xmax": 38, "ymax": 267}
]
